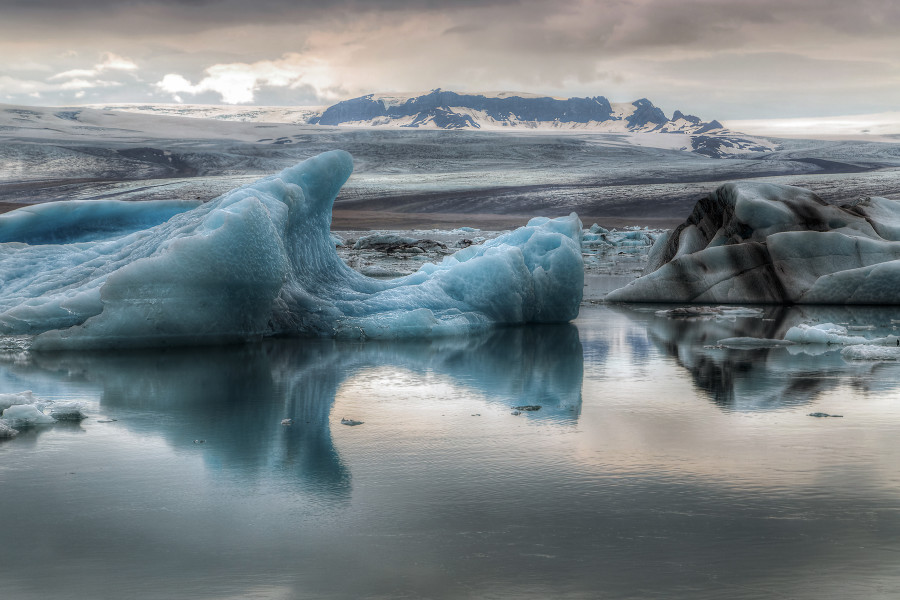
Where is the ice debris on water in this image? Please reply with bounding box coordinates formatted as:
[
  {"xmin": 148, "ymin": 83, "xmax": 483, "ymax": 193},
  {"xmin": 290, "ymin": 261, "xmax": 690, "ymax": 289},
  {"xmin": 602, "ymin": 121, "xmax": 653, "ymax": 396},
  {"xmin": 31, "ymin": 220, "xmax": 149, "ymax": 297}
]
[
  {"xmin": 654, "ymin": 306, "xmax": 765, "ymax": 319},
  {"xmin": 716, "ymin": 337, "xmax": 795, "ymax": 348},
  {"xmin": 281, "ymin": 418, "xmax": 293, "ymax": 426},
  {"xmin": 340, "ymin": 418, "xmax": 364, "ymax": 426},
  {"xmin": 0, "ymin": 150, "xmax": 584, "ymax": 349},
  {"xmin": 841, "ymin": 345, "xmax": 900, "ymax": 361},
  {"xmin": 783, "ymin": 323, "xmax": 893, "ymax": 346},
  {"xmin": 0, "ymin": 391, "xmax": 84, "ymax": 436}
]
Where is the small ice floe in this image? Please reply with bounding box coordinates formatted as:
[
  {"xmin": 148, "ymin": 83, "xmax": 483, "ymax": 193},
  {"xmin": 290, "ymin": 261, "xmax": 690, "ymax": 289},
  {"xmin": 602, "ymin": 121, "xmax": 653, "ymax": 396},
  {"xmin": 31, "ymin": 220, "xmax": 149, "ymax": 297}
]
[
  {"xmin": 841, "ymin": 345, "xmax": 900, "ymax": 361},
  {"xmin": 784, "ymin": 323, "xmax": 890, "ymax": 346},
  {"xmin": 512, "ymin": 405, "xmax": 542, "ymax": 412},
  {"xmin": 717, "ymin": 337, "xmax": 795, "ymax": 349},
  {"xmin": 49, "ymin": 404, "xmax": 87, "ymax": 422},
  {"xmin": 281, "ymin": 418, "xmax": 293, "ymax": 426},
  {"xmin": 193, "ymin": 439, "xmax": 205, "ymax": 444},
  {"xmin": 0, "ymin": 335, "xmax": 31, "ymax": 353},
  {"xmin": 340, "ymin": 418, "xmax": 364, "ymax": 426},
  {"xmin": 0, "ymin": 420, "xmax": 19, "ymax": 438},
  {"xmin": 0, "ymin": 391, "xmax": 68, "ymax": 437},
  {"xmin": 654, "ymin": 306, "xmax": 765, "ymax": 319},
  {"xmin": 808, "ymin": 412, "xmax": 843, "ymax": 418},
  {"xmin": 1, "ymin": 404, "xmax": 56, "ymax": 428}
]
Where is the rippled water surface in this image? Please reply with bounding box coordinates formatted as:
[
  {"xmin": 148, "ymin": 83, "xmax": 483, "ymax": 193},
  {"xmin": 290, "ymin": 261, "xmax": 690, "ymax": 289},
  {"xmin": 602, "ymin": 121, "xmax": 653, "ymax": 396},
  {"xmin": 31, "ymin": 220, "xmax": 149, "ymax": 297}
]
[{"xmin": 2, "ymin": 304, "xmax": 900, "ymax": 599}]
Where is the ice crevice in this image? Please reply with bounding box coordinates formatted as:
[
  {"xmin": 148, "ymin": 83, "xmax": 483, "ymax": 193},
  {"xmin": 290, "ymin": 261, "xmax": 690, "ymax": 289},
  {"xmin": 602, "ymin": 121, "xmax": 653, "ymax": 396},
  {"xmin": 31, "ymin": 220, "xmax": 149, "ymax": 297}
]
[{"xmin": 0, "ymin": 150, "xmax": 584, "ymax": 349}]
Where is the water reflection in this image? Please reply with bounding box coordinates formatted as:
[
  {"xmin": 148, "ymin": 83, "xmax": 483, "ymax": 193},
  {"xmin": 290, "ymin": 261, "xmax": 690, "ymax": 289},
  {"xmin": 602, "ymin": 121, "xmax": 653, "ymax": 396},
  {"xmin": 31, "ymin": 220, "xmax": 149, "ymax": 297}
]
[
  {"xmin": 1, "ymin": 324, "xmax": 583, "ymax": 489},
  {"xmin": 611, "ymin": 304, "xmax": 900, "ymax": 411}
]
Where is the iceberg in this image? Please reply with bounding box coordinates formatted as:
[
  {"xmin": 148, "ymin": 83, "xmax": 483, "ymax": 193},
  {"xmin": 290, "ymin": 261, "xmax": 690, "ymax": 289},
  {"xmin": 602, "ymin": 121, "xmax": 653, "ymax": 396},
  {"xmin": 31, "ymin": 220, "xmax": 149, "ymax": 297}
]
[
  {"xmin": 607, "ymin": 182, "xmax": 900, "ymax": 304},
  {"xmin": 0, "ymin": 151, "xmax": 583, "ymax": 349}
]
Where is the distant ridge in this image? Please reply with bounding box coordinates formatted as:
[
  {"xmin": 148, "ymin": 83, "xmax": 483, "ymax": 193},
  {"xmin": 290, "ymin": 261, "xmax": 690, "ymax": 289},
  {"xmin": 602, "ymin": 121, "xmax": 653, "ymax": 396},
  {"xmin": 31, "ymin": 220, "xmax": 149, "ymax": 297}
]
[
  {"xmin": 86, "ymin": 89, "xmax": 776, "ymax": 158},
  {"xmin": 306, "ymin": 89, "xmax": 771, "ymax": 156},
  {"xmin": 311, "ymin": 89, "xmax": 720, "ymax": 133}
]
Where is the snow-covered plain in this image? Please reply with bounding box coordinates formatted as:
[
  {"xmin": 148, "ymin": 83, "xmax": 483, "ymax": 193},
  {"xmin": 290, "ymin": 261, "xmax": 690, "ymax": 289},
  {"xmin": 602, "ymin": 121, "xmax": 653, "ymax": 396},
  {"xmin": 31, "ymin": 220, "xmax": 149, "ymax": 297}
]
[{"xmin": 4, "ymin": 102, "xmax": 900, "ymax": 228}]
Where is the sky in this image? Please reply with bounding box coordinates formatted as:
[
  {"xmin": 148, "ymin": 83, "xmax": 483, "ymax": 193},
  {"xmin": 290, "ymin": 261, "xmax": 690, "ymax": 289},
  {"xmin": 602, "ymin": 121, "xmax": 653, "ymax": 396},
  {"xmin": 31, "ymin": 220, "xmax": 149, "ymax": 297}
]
[{"xmin": 1, "ymin": 0, "xmax": 898, "ymax": 119}]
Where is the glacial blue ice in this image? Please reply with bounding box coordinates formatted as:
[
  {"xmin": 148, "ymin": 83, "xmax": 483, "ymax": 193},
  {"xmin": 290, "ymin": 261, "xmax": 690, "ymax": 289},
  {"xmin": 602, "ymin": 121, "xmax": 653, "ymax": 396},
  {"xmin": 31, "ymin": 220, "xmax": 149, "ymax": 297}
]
[{"xmin": 0, "ymin": 151, "xmax": 584, "ymax": 349}]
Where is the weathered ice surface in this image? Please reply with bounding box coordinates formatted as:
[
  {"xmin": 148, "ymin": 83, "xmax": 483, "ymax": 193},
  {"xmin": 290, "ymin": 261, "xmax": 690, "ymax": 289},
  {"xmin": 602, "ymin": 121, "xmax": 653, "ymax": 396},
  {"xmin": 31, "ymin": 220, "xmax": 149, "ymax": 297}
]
[
  {"xmin": 0, "ymin": 151, "xmax": 583, "ymax": 349},
  {"xmin": 607, "ymin": 182, "xmax": 900, "ymax": 304}
]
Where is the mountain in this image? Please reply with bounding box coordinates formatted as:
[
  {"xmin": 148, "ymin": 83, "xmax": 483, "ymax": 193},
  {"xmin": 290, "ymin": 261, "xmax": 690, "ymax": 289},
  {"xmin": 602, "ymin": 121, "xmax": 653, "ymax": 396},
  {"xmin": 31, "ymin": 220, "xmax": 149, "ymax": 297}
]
[
  {"xmin": 311, "ymin": 90, "xmax": 706, "ymax": 131},
  {"xmin": 307, "ymin": 89, "xmax": 772, "ymax": 157},
  {"xmin": 88, "ymin": 90, "xmax": 775, "ymax": 158}
]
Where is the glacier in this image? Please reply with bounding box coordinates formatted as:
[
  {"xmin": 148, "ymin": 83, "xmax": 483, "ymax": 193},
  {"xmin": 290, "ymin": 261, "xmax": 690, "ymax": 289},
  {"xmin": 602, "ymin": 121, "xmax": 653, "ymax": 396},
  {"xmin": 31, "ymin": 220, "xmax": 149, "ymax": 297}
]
[
  {"xmin": 0, "ymin": 150, "xmax": 584, "ymax": 349},
  {"xmin": 607, "ymin": 182, "xmax": 900, "ymax": 304}
]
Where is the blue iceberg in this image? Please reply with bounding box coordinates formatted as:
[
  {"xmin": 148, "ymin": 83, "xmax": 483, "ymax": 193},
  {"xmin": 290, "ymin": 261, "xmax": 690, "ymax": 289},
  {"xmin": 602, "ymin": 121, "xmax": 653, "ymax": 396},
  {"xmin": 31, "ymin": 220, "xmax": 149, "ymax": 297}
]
[{"xmin": 0, "ymin": 150, "xmax": 583, "ymax": 349}]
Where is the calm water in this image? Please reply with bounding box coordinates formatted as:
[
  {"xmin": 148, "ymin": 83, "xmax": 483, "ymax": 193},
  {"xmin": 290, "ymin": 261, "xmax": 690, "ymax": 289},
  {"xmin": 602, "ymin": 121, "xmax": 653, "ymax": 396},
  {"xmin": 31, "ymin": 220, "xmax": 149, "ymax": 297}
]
[{"xmin": 2, "ymin": 304, "xmax": 900, "ymax": 599}]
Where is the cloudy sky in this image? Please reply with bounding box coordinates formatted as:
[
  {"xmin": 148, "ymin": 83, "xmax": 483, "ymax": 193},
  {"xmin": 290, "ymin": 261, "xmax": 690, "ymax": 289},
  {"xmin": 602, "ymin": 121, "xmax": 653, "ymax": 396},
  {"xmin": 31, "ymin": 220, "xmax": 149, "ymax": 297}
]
[{"xmin": 1, "ymin": 0, "xmax": 898, "ymax": 118}]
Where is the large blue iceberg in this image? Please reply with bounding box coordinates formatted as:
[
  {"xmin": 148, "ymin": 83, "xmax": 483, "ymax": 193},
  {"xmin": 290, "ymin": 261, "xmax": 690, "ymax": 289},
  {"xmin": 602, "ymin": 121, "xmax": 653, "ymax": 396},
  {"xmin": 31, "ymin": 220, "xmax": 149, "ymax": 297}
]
[{"xmin": 0, "ymin": 151, "xmax": 583, "ymax": 349}]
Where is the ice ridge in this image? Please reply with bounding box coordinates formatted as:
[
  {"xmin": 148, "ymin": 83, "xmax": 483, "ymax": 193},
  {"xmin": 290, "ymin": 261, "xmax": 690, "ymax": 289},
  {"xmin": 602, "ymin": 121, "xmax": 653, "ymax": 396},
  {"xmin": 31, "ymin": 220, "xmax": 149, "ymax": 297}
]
[{"xmin": 0, "ymin": 150, "xmax": 584, "ymax": 349}]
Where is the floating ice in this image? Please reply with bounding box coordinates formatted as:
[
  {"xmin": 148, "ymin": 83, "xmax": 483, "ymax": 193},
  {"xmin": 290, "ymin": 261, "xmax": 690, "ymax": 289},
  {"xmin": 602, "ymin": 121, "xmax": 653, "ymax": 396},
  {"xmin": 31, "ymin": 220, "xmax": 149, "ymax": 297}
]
[
  {"xmin": 841, "ymin": 345, "xmax": 900, "ymax": 360},
  {"xmin": 783, "ymin": 323, "xmax": 887, "ymax": 346},
  {"xmin": 0, "ymin": 420, "xmax": 17, "ymax": 438},
  {"xmin": 0, "ymin": 391, "xmax": 87, "ymax": 436},
  {"xmin": 716, "ymin": 337, "xmax": 795, "ymax": 348},
  {"xmin": 607, "ymin": 182, "xmax": 900, "ymax": 304},
  {"xmin": 1, "ymin": 403, "xmax": 55, "ymax": 427},
  {"xmin": 655, "ymin": 306, "xmax": 765, "ymax": 319},
  {"xmin": 0, "ymin": 151, "xmax": 583, "ymax": 349}
]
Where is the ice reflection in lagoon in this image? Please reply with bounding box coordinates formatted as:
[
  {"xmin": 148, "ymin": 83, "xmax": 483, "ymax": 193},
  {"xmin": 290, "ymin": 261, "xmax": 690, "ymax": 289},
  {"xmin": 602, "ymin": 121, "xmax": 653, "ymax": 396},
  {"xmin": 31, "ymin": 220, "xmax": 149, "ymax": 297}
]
[{"xmin": 2, "ymin": 305, "xmax": 900, "ymax": 599}]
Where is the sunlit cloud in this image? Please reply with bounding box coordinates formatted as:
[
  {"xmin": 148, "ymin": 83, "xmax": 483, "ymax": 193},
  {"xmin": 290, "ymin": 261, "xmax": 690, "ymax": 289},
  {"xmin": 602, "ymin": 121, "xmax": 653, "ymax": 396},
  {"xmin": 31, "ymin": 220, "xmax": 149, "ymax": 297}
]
[
  {"xmin": 156, "ymin": 53, "xmax": 340, "ymax": 104},
  {"xmin": 49, "ymin": 52, "xmax": 137, "ymax": 81}
]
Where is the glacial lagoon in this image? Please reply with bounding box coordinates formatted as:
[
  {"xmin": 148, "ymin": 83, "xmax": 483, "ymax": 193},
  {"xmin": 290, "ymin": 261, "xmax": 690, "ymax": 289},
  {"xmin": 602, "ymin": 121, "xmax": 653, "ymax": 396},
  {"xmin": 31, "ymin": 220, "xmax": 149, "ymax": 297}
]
[{"xmin": 2, "ymin": 303, "xmax": 900, "ymax": 599}]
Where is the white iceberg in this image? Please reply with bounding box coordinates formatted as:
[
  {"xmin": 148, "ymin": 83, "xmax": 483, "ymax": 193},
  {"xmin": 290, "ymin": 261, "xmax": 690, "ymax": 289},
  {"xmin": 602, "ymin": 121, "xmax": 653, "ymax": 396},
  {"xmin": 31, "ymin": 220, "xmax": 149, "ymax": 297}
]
[
  {"xmin": 783, "ymin": 322, "xmax": 896, "ymax": 346},
  {"xmin": 841, "ymin": 345, "xmax": 900, "ymax": 360},
  {"xmin": 607, "ymin": 182, "xmax": 900, "ymax": 304},
  {"xmin": 1, "ymin": 403, "xmax": 56, "ymax": 428},
  {"xmin": 0, "ymin": 151, "xmax": 584, "ymax": 349}
]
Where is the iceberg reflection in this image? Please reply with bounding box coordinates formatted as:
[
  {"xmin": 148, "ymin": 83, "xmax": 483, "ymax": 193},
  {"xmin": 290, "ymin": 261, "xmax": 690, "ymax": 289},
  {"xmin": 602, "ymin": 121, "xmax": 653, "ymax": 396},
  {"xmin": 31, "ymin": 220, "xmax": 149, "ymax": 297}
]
[
  {"xmin": 613, "ymin": 304, "xmax": 900, "ymax": 410},
  {"xmin": 1, "ymin": 323, "xmax": 583, "ymax": 488}
]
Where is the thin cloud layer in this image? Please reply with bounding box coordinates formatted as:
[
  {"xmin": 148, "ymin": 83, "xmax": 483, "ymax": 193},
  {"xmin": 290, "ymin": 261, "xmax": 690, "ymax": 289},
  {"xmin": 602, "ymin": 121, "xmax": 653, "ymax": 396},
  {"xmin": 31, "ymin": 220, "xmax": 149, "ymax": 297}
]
[{"xmin": 0, "ymin": 0, "xmax": 897, "ymax": 118}]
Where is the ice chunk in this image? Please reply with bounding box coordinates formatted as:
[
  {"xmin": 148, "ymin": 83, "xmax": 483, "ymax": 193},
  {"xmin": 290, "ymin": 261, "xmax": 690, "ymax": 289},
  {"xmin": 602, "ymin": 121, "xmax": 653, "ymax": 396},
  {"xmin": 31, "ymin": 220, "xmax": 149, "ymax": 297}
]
[
  {"xmin": 0, "ymin": 420, "xmax": 18, "ymax": 438},
  {"xmin": 717, "ymin": 337, "xmax": 795, "ymax": 348},
  {"xmin": 1, "ymin": 404, "xmax": 55, "ymax": 427},
  {"xmin": 841, "ymin": 345, "xmax": 900, "ymax": 360},
  {"xmin": 49, "ymin": 403, "xmax": 88, "ymax": 421},
  {"xmin": 783, "ymin": 323, "xmax": 891, "ymax": 346},
  {"xmin": 607, "ymin": 182, "xmax": 900, "ymax": 304},
  {"xmin": 0, "ymin": 151, "xmax": 584, "ymax": 349},
  {"xmin": 655, "ymin": 306, "xmax": 765, "ymax": 319},
  {"xmin": 0, "ymin": 391, "xmax": 40, "ymax": 412}
]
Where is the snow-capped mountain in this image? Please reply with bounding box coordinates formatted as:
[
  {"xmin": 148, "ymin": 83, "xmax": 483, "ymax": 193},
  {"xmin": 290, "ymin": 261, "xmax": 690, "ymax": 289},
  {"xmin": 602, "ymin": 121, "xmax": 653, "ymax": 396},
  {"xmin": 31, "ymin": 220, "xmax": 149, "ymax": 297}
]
[
  {"xmin": 311, "ymin": 90, "xmax": 712, "ymax": 131},
  {"xmin": 308, "ymin": 89, "xmax": 772, "ymax": 156},
  {"xmin": 86, "ymin": 90, "xmax": 775, "ymax": 157}
]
